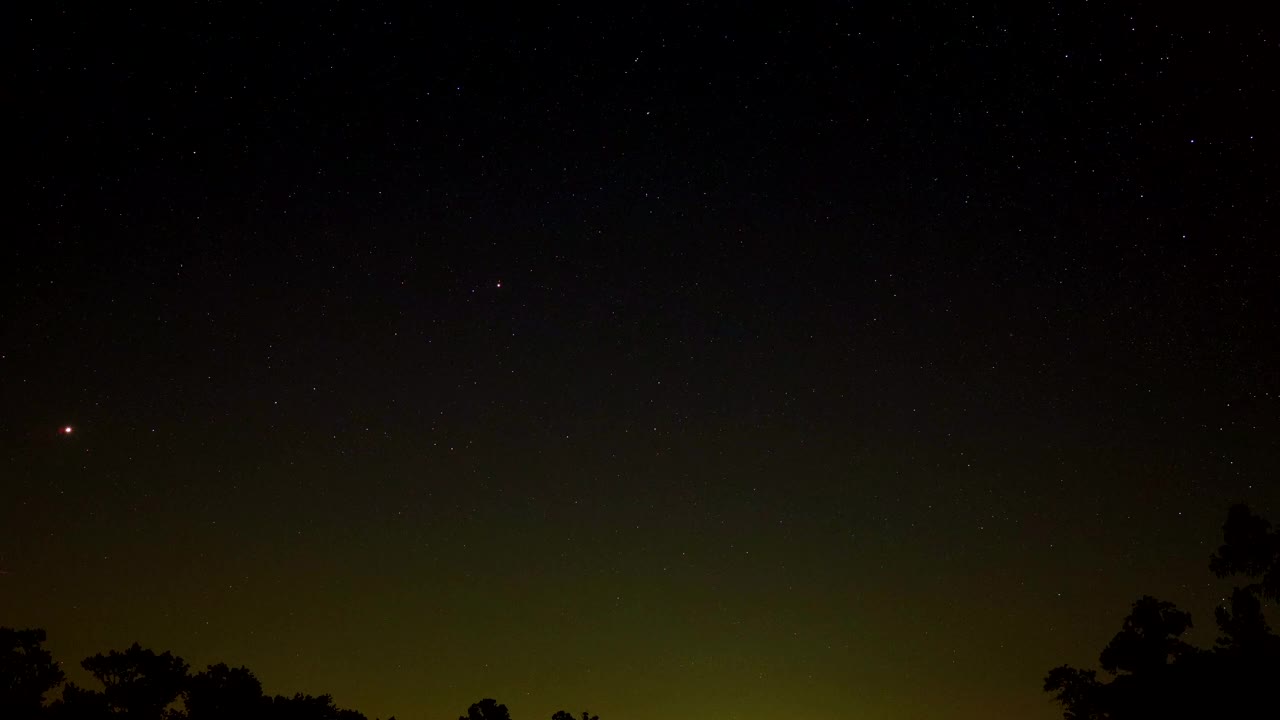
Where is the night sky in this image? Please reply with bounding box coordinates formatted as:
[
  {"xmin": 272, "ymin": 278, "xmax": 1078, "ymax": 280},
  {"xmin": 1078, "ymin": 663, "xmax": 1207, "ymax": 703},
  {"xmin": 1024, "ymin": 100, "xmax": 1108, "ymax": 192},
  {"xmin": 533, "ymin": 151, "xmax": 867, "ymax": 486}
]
[{"xmin": 5, "ymin": 4, "xmax": 1278, "ymax": 719}]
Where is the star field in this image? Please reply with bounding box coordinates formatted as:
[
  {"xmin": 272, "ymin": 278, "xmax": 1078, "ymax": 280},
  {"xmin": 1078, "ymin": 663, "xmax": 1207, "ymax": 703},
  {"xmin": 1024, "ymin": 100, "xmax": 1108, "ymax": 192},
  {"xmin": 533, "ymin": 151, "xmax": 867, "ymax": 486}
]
[{"xmin": 5, "ymin": 5, "xmax": 1278, "ymax": 720}]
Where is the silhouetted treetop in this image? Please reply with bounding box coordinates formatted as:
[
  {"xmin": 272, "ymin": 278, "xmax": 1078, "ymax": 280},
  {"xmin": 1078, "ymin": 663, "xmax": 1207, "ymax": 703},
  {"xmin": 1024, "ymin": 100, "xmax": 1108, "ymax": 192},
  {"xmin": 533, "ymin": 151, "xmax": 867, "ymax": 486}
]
[
  {"xmin": 1, "ymin": 628, "xmax": 65, "ymax": 717},
  {"xmin": 1044, "ymin": 503, "xmax": 1280, "ymax": 720},
  {"xmin": 1097, "ymin": 596, "xmax": 1196, "ymax": 675},
  {"xmin": 1210, "ymin": 503, "xmax": 1280, "ymax": 601},
  {"xmin": 551, "ymin": 711, "xmax": 599, "ymax": 720},
  {"xmin": 2, "ymin": 632, "xmax": 388, "ymax": 720},
  {"xmin": 1214, "ymin": 586, "xmax": 1277, "ymax": 654},
  {"xmin": 185, "ymin": 663, "xmax": 265, "ymax": 720},
  {"xmin": 461, "ymin": 698, "xmax": 511, "ymax": 720},
  {"xmin": 1042, "ymin": 666, "xmax": 1102, "ymax": 720},
  {"xmin": 79, "ymin": 643, "xmax": 189, "ymax": 720},
  {"xmin": 270, "ymin": 692, "xmax": 368, "ymax": 720}
]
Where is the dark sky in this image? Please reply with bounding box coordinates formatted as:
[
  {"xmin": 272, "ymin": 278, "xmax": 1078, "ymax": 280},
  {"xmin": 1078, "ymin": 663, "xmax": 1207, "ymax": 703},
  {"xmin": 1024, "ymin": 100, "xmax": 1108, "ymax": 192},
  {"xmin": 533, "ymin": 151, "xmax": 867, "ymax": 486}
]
[{"xmin": 5, "ymin": 4, "xmax": 1278, "ymax": 719}]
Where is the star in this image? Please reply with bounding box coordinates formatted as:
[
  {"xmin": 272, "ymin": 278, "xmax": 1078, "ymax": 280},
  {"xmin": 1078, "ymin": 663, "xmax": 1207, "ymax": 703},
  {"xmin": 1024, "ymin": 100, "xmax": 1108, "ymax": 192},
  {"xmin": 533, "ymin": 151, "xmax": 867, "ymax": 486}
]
[{"xmin": 62, "ymin": 426, "xmax": 73, "ymax": 435}]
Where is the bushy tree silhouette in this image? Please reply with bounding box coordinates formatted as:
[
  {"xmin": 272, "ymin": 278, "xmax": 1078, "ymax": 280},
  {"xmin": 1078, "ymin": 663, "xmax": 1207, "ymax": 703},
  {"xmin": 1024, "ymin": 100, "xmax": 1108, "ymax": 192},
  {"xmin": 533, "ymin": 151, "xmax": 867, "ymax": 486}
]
[
  {"xmin": 1095, "ymin": 596, "xmax": 1197, "ymax": 676},
  {"xmin": 1210, "ymin": 504, "xmax": 1280, "ymax": 601},
  {"xmin": 185, "ymin": 663, "xmax": 266, "ymax": 720},
  {"xmin": 460, "ymin": 698, "xmax": 511, "ymax": 720},
  {"xmin": 0, "ymin": 634, "xmax": 387, "ymax": 720},
  {"xmin": 1044, "ymin": 504, "xmax": 1280, "ymax": 719},
  {"xmin": 48, "ymin": 682, "xmax": 112, "ymax": 720},
  {"xmin": 551, "ymin": 711, "xmax": 599, "ymax": 720},
  {"xmin": 269, "ymin": 692, "xmax": 368, "ymax": 720},
  {"xmin": 76, "ymin": 643, "xmax": 189, "ymax": 719},
  {"xmin": 1, "ymin": 628, "xmax": 65, "ymax": 718}
]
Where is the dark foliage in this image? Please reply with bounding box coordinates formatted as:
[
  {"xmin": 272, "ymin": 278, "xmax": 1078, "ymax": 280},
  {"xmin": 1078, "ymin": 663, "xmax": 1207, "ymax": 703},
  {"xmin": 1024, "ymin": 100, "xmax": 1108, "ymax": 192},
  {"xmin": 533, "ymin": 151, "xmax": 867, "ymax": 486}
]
[
  {"xmin": 79, "ymin": 643, "xmax": 189, "ymax": 719},
  {"xmin": 460, "ymin": 698, "xmax": 511, "ymax": 720},
  {"xmin": 1045, "ymin": 504, "xmax": 1280, "ymax": 719},
  {"xmin": 1, "ymin": 628, "xmax": 66, "ymax": 717},
  {"xmin": 1211, "ymin": 504, "xmax": 1280, "ymax": 602},
  {"xmin": 1, "ymin": 633, "xmax": 605, "ymax": 720},
  {"xmin": 269, "ymin": 692, "xmax": 370, "ymax": 720},
  {"xmin": 0, "ymin": 633, "xmax": 385, "ymax": 720},
  {"xmin": 185, "ymin": 664, "xmax": 265, "ymax": 720},
  {"xmin": 0, "ymin": 630, "xmax": 594, "ymax": 720}
]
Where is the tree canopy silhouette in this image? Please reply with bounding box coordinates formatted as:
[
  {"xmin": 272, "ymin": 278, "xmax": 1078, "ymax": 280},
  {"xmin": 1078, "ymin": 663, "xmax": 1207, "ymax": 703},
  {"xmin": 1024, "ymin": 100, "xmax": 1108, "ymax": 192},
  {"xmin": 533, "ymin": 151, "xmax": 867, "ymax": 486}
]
[
  {"xmin": 1, "ymin": 633, "xmax": 602, "ymax": 720},
  {"xmin": 184, "ymin": 664, "xmax": 265, "ymax": 720},
  {"xmin": 460, "ymin": 698, "xmax": 511, "ymax": 720},
  {"xmin": 79, "ymin": 643, "xmax": 189, "ymax": 719},
  {"xmin": 2, "ymin": 628, "xmax": 65, "ymax": 717},
  {"xmin": 0, "ymin": 632, "xmax": 389, "ymax": 720},
  {"xmin": 551, "ymin": 711, "xmax": 598, "ymax": 720},
  {"xmin": 269, "ymin": 692, "xmax": 371, "ymax": 720},
  {"xmin": 1044, "ymin": 503, "xmax": 1280, "ymax": 719}
]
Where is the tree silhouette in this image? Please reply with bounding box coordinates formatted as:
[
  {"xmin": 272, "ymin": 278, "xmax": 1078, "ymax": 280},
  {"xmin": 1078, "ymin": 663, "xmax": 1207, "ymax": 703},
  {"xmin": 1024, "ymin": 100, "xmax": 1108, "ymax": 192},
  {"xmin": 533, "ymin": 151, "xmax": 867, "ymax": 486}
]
[
  {"xmin": 1044, "ymin": 504, "xmax": 1280, "ymax": 719},
  {"xmin": 76, "ymin": 643, "xmax": 189, "ymax": 719},
  {"xmin": 269, "ymin": 692, "xmax": 368, "ymax": 720},
  {"xmin": 185, "ymin": 663, "xmax": 267, "ymax": 720},
  {"xmin": 1, "ymin": 633, "xmax": 398, "ymax": 720},
  {"xmin": 1042, "ymin": 666, "xmax": 1103, "ymax": 720},
  {"xmin": 460, "ymin": 698, "xmax": 511, "ymax": 720},
  {"xmin": 1214, "ymin": 586, "xmax": 1276, "ymax": 655},
  {"xmin": 49, "ymin": 682, "xmax": 112, "ymax": 720},
  {"xmin": 1, "ymin": 628, "xmax": 66, "ymax": 719},
  {"xmin": 1211, "ymin": 503, "xmax": 1280, "ymax": 609},
  {"xmin": 1096, "ymin": 596, "xmax": 1197, "ymax": 676},
  {"xmin": 551, "ymin": 711, "xmax": 599, "ymax": 720},
  {"xmin": 1045, "ymin": 595, "xmax": 1214, "ymax": 719}
]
